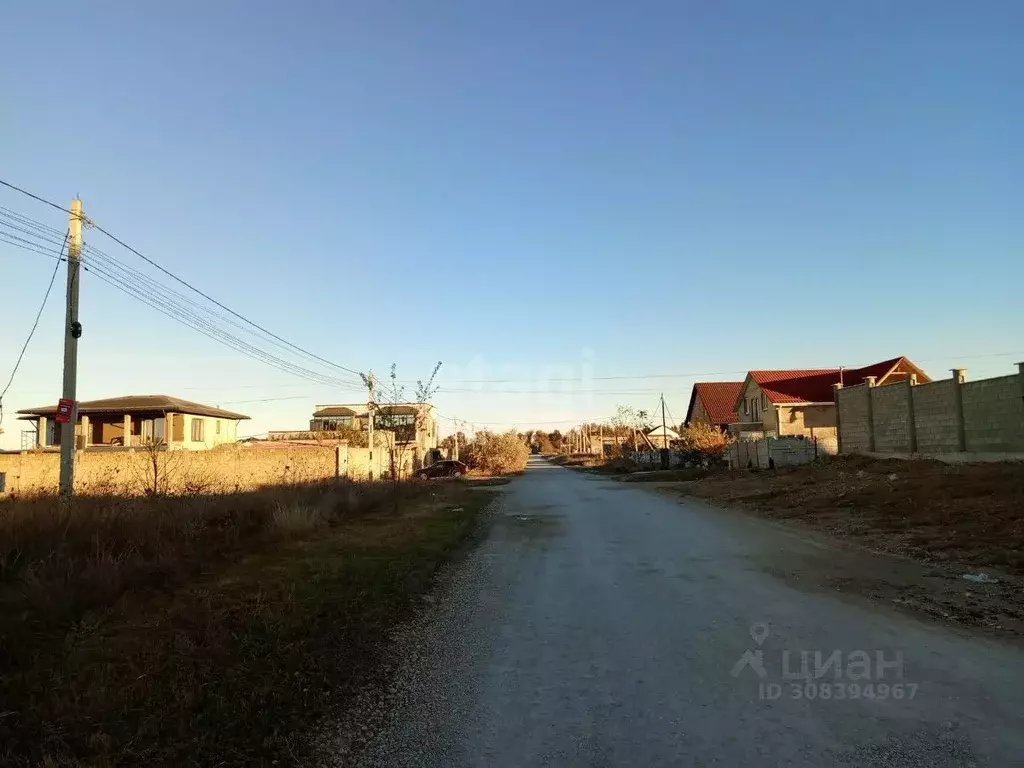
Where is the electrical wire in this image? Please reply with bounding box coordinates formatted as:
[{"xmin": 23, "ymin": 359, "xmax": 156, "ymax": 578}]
[
  {"xmin": 0, "ymin": 223, "xmax": 368, "ymax": 397},
  {"xmin": 434, "ymin": 411, "xmax": 617, "ymax": 427},
  {"xmin": 0, "ymin": 231, "xmax": 68, "ymax": 260},
  {"xmin": 665, "ymin": 400, "xmax": 679, "ymax": 431},
  {"xmin": 0, "ymin": 230, "xmax": 69, "ymax": 431},
  {"xmin": 81, "ymin": 241, "xmax": 366, "ymax": 387},
  {"xmin": 0, "ymin": 211, "xmax": 369, "ymax": 400},
  {"xmin": 81, "ymin": 258, "xmax": 364, "ymax": 391},
  {"xmin": 0, "ymin": 179, "xmax": 71, "ymax": 215},
  {"xmin": 0, "ymin": 179, "xmax": 368, "ymax": 381},
  {"xmin": 0, "ymin": 213, "xmax": 71, "ymax": 246},
  {"xmin": 86, "ymin": 221, "xmax": 367, "ymax": 379}
]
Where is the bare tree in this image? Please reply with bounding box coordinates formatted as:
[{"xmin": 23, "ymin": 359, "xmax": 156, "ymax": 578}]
[
  {"xmin": 132, "ymin": 437, "xmax": 183, "ymax": 495},
  {"xmin": 361, "ymin": 362, "xmax": 442, "ymax": 509}
]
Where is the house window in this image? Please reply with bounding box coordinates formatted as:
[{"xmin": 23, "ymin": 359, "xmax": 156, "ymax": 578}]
[
  {"xmin": 761, "ymin": 393, "xmax": 767, "ymax": 409},
  {"xmin": 376, "ymin": 413, "xmax": 415, "ymax": 428},
  {"xmin": 191, "ymin": 418, "xmax": 205, "ymax": 442},
  {"xmin": 216, "ymin": 420, "xmax": 221, "ymax": 435},
  {"xmin": 319, "ymin": 416, "xmax": 353, "ymax": 431},
  {"xmin": 742, "ymin": 399, "xmax": 749, "ymax": 415},
  {"xmin": 0, "ymin": 472, "xmax": 6, "ymax": 493}
]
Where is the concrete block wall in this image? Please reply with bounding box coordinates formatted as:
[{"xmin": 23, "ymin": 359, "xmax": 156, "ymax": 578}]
[
  {"xmin": 726, "ymin": 436, "xmax": 833, "ymax": 469},
  {"xmin": 837, "ymin": 385, "xmax": 871, "ymax": 453},
  {"xmin": 0, "ymin": 445, "xmax": 339, "ymax": 496},
  {"xmin": 962, "ymin": 375, "xmax": 1024, "ymax": 452},
  {"xmin": 836, "ymin": 365, "xmax": 1024, "ymax": 457},
  {"xmin": 912, "ymin": 380, "xmax": 959, "ymax": 453},
  {"xmin": 871, "ymin": 382, "xmax": 911, "ymax": 453}
]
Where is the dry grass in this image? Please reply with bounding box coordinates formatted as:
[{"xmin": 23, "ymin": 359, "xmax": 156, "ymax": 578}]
[
  {"xmin": 0, "ymin": 479, "xmax": 493, "ymax": 766},
  {"xmin": 681, "ymin": 455, "xmax": 1024, "ymax": 575},
  {"xmin": 272, "ymin": 500, "xmax": 324, "ymax": 534}
]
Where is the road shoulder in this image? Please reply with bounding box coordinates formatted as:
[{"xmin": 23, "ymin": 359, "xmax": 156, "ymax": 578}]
[{"xmin": 626, "ymin": 459, "xmax": 1024, "ymax": 641}]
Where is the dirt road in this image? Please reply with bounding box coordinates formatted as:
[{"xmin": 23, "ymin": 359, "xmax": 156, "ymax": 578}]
[{"xmin": 345, "ymin": 457, "xmax": 1024, "ymax": 766}]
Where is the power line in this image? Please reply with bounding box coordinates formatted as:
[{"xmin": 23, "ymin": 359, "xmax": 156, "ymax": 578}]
[
  {"xmin": 436, "ymin": 386, "xmax": 668, "ymax": 395},
  {"xmin": 0, "ymin": 230, "xmax": 69, "ymax": 432},
  {"xmin": 0, "ymin": 179, "xmax": 72, "ymax": 215},
  {"xmin": 435, "ymin": 411, "xmax": 617, "ymax": 427},
  {"xmin": 85, "ymin": 221, "xmax": 367, "ymax": 380},
  {"xmin": 214, "ymin": 395, "xmax": 312, "ymax": 405},
  {"xmin": 0, "ymin": 230, "xmax": 68, "ymax": 260},
  {"xmin": 664, "ymin": 399, "xmax": 679, "ymax": 430},
  {"xmin": 403, "ymin": 353, "xmax": 1024, "ymax": 385},
  {"xmin": 0, "ymin": 180, "xmax": 368, "ymax": 382},
  {"xmin": 0, "ymin": 212, "xmax": 71, "ymax": 246},
  {"xmin": 0, "ymin": 205, "xmax": 66, "ymax": 236},
  {"xmin": 80, "ymin": 240, "xmax": 366, "ymax": 385},
  {"xmin": 0, "ymin": 219, "xmax": 367, "ymax": 393},
  {"xmin": 81, "ymin": 258, "xmax": 363, "ymax": 391}
]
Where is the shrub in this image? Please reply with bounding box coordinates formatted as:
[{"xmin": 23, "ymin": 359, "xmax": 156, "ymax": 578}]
[
  {"xmin": 463, "ymin": 430, "xmax": 530, "ymax": 474},
  {"xmin": 676, "ymin": 423, "xmax": 731, "ymax": 465}
]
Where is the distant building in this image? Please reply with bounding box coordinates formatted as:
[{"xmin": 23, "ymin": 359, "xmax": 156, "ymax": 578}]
[
  {"xmin": 269, "ymin": 402, "xmax": 440, "ymax": 470},
  {"xmin": 646, "ymin": 425, "xmax": 679, "ymax": 449},
  {"xmin": 685, "ymin": 382, "xmax": 743, "ymax": 431},
  {"xmin": 730, "ymin": 356, "xmax": 930, "ymax": 439},
  {"xmin": 17, "ymin": 395, "xmax": 249, "ymax": 451}
]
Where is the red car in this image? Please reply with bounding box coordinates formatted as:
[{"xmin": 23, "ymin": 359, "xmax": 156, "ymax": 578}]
[{"xmin": 417, "ymin": 460, "xmax": 468, "ymax": 479}]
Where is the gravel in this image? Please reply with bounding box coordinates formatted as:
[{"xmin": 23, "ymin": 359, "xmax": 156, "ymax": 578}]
[{"xmin": 310, "ymin": 457, "xmax": 1024, "ymax": 767}]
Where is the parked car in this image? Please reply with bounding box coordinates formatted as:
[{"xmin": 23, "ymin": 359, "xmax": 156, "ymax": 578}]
[{"xmin": 417, "ymin": 460, "xmax": 468, "ymax": 480}]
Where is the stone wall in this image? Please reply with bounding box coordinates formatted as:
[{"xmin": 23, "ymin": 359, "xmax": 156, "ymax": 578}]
[
  {"xmin": 912, "ymin": 379, "xmax": 959, "ymax": 453},
  {"xmin": 961, "ymin": 374, "xmax": 1024, "ymax": 452},
  {"xmin": 837, "ymin": 385, "xmax": 871, "ymax": 453},
  {"xmin": 726, "ymin": 435, "xmax": 837, "ymax": 470},
  {"xmin": 836, "ymin": 365, "xmax": 1024, "ymax": 458},
  {"xmin": 0, "ymin": 444, "xmax": 339, "ymax": 496},
  {"xmin": 872, "ymin": 382, "xmax": 911, "ymax": 453}
]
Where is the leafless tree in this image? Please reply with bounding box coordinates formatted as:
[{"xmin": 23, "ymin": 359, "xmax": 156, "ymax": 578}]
[
  {"xmin": 362, "ymin": 362, "xmax": 442, "ymax": 510},
  {"xmin": 132, "ymin": 437, "xmax": 183, "ymax": 495}
]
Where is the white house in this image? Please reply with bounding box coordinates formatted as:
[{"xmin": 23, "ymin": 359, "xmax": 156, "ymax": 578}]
[{"xmin": 646, "ymin": 425, "xmax": 679, "ymax": 449}]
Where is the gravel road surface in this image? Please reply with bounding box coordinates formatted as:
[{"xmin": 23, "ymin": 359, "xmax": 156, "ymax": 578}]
[{"xmin": 348, "ymin": 457, "xmax": 1024, "ymax": 766}]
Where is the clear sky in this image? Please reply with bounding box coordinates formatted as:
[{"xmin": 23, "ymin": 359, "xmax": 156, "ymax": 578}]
[{"xmin": 2, "ymin": 1, "xmax": 1022, "ymax": 447}]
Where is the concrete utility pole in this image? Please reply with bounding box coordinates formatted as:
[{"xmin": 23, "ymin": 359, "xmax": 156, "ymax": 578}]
[
  {"xmin": 453, "ymin": 424, "xmax": 460, "ymax": 461},
  {"xmin": 59, "ymin": 199, "xmax": 84, "ymax": 496},
  {"xmin": 660, "ymin": 393, "xmax": 670, "ymax": 469},
  {"xmin": 366, "ymin": 371, "xmax": 375, "ymax": 481}
]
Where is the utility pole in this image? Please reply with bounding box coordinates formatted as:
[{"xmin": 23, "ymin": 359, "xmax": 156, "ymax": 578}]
[
  {"xmin": 366, "ymin": 371, "xmax": 375, "ymax": 481},
  {"xmin": 660, "ymin": 392, "xmax": 669, "ymax": 469},
  {"xmin": 59, "ymin": 199, "xmax": 84, "ymax": 496},
  {"xmin": 453, "ymin": 423, "xmax": 460, "ymax": 461}
]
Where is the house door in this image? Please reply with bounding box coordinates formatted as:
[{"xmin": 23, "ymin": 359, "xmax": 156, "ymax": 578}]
[{"xmin": 751, "ymin": 399, "xmax": 760, "ymax": 423}]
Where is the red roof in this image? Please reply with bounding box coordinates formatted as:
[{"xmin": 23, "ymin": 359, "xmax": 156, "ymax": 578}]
[
  {"xmin": 746, "ymin": 357, "xmax": 920, "ymax": 405},
  {"xmin": 687, "ymin": 382, "xmax": 743, "ymax": 426}
]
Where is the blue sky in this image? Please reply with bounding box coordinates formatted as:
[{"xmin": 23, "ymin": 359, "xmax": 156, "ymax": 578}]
[{"xmin": 2, "ymin": 1, "xmax": 1022, "ymax": 446}]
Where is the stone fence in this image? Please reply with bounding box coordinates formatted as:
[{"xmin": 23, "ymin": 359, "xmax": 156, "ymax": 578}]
[{"xmin": 835, "ymin": 364, "xmax": 1024, "ymax": 459}]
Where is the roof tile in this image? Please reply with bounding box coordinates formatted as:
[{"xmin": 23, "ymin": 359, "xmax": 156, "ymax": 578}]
[
  {"xmin": 17, "ymin": 395, "xmax": 249, "ymax": 421},
  {"xmin": 747, "ymin": 357, "xmax": 920, "ymax": 405},
  {"xmin": 690, "ymin": 382, "xmax": 743, "ymax": 425}
]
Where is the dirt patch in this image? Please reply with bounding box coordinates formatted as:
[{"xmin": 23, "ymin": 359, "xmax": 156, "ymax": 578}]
[
  {"xmin": 464, "ymin": 476, "xmax": 513, "ymax": 487},
  {"xmin": 617, "ymin": 468, "xmax": 711, "ymax": 483},
  {"xmin": 664, "ymin": 455, "xmax": 1024, "ymax": 636}
]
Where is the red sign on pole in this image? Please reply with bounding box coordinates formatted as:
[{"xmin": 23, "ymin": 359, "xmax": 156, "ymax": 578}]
[{"xmin": 55, "ymin": 398, "xmax": 75, "ymax": 424}]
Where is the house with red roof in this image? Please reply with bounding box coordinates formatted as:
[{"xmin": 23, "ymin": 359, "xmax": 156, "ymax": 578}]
[
  {"xmin": 731, "ymin": 357, "xmax": 930, "ymax": 438},
  {"xmin": 684, "ymin": 381, "xmax": 743, "ymax": 431}
]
